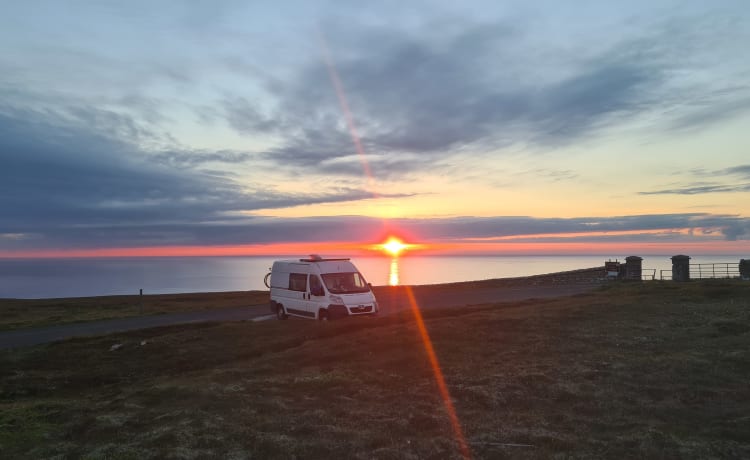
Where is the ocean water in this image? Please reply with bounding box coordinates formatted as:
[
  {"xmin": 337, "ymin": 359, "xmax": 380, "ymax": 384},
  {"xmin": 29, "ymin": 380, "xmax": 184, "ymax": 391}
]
[{"xmin": 0, "ymin": 255, "xmax": 746, "ymax": 299}]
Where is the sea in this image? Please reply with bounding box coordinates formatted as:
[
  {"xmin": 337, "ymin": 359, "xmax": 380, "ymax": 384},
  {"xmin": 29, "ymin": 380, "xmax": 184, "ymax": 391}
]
[{"xmin": 0, "ymin": 255, "xmax": 746, "ymax": 299}]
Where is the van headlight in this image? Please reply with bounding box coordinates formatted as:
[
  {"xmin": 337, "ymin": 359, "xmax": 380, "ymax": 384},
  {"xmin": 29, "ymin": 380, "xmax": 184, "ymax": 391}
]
[{"xmin": 329, "ymin": 294, "xmax": 344, "ymax": 304}]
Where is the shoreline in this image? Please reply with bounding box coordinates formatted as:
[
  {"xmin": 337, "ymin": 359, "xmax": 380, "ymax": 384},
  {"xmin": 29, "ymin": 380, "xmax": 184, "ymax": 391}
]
[{"xmin": 2, "ymin": 266, "xmax": 607, "ymax": 302}]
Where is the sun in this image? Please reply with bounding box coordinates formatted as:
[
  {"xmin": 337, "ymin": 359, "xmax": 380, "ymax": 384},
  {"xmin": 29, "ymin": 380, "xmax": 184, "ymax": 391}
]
[{"xmin": 382, "ymin": 236, "xmax": 408, "ymax": 256}]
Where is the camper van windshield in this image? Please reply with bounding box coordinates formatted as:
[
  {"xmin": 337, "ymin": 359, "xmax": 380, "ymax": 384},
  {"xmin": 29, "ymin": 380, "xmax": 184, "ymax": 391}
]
[{"xmin": 321, "ymin": 272, "xmax": 370, "ymax": 294}]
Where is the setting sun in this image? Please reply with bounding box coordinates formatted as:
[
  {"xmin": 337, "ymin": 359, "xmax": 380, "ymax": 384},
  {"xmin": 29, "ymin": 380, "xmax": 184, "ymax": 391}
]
[{"xmin": 382, "ymin": 237, "xmax": 408, "ymax": 256}]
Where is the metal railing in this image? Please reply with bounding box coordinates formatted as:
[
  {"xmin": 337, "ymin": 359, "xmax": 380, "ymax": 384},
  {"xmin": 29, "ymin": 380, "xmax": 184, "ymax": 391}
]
[
  {"xmin": 691, "ymin": 263, "xmax": 739, "ymax": 279},
  {"xmin": 656, "ymin": 263, "xmax": 740, "ymax": 280}
]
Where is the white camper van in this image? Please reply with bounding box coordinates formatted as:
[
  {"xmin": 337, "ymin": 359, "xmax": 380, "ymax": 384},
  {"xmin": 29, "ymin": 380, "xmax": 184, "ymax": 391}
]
[{"xmin": 265, "ymin": 255, "xmax": 379, "ymax": 320}]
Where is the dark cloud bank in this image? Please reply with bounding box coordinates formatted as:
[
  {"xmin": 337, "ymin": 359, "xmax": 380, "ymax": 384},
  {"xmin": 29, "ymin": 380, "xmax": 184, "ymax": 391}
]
[
  {"xmin": 1, "ymin": 102, "xmax": 748, "ymax": 254},
  {"xmin": 0, "ymin": 106, "xmax": 410, "ymax": 251}
]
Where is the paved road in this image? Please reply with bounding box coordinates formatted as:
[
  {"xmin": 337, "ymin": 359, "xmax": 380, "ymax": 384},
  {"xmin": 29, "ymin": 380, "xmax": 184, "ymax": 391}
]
[{"xmin": 0, "ymin": 283, "xmax": 596, "ymax": 349}]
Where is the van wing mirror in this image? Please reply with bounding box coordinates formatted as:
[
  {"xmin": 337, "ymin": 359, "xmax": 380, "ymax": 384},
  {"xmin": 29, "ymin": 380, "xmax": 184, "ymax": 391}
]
[{"xmin": 312, "ymin": 286, "xmax": 324, "ymax": 296}]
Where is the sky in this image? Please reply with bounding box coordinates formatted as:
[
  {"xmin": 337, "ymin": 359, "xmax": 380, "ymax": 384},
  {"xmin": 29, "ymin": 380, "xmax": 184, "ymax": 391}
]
[{"xmin": 1, "ymin": 0, "xmax": 749, "ymax": 258}]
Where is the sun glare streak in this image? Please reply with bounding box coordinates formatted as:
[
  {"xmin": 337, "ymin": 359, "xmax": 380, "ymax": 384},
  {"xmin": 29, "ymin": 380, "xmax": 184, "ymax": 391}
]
[
  {"xmin": 316, "ymin": 28, "xmax": 377, "ymax": 196},
  {"xmin": 403, "ymin": 285, "xmax": 471, "ymax": 458}
]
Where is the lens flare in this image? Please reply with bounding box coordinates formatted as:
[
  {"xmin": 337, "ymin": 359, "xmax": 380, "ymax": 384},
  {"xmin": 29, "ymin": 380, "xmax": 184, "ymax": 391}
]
[
  {"xmin": 316, "ymin": 29, "xmax": 469, "ymax": 458},
  {"xmin": 404, "ymin": 286, "xmax": 471, "ymax": 458},
  {"xmin": 317, "ymin": 28, "xmax": 377, "ymax": 196}
]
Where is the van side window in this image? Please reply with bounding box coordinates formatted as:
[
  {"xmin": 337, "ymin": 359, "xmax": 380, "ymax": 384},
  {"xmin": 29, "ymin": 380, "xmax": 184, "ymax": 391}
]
[{"xmin": 289, "ymin": 273, "xmax": 307, "ymax": 292}]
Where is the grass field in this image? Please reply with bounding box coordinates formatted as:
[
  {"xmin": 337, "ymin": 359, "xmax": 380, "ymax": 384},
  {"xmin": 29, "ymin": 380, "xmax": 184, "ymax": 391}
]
[
  {"xmin": 1, "ymin": 280, "xmax": 749, "ymax": 458},
  {"xmin": 0, "ymin": 291, "xmax": 270, "ymax": 331}
]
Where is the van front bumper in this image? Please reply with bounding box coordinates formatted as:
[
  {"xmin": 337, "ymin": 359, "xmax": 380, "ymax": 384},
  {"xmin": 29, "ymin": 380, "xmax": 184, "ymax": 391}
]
[{"xmin": 328, "ymin": 304, "xmax": 375, "ymax": 319}]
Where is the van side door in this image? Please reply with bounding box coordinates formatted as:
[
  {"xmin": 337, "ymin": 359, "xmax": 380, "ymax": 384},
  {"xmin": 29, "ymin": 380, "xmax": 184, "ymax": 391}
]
[
  {"xmin": 306, "ymin": 274, "xmax": 326, "ymax": 316},
  {"xmin": 287, "ymin": 272, "xmax": 313, "ymax": 318}
]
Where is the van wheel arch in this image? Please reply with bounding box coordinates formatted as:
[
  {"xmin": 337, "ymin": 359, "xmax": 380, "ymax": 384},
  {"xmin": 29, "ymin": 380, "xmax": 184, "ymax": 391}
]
[{"xmin": 276, "ymin": 303, "xmax": 288, "ymax": 320}]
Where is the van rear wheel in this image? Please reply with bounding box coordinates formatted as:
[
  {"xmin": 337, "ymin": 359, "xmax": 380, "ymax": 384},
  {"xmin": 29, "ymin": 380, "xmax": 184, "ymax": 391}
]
[{"xmin": 276, "ymin": 304, "xmax": 288, "ymax": 320}]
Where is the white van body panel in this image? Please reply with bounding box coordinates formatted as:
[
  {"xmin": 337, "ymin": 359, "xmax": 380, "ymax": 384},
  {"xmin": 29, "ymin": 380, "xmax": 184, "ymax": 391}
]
[{"xmin": 268, "ymin": 257, "xmax": 378, "ymax": 320}]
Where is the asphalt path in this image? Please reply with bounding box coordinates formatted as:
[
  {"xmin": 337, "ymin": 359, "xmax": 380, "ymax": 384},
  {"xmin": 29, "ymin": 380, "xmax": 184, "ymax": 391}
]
[{"xmin": 0, "ymin": 283, "xmax": 596, "ymax": 349}]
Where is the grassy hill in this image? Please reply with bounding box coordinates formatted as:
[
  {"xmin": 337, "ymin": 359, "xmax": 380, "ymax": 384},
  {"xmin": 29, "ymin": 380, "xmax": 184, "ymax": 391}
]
[{"xmin": 1, "ymin": 280, "xmax": 749, "ymax": 458}]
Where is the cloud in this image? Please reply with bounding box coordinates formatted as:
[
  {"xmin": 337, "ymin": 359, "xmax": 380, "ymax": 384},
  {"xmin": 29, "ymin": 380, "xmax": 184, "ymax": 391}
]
[
  {"xmin": 383, "ymin": 214, "xmax": 748, "ymax": 241},
  {"xmin": 175, "ymin": 10, "xmax": 749, "ymax": 184},
  {"xmin": 0, "ymin": 105, "xmax": 411, "ymax": 250},
  {"xmin": 668, "ymin": 93, "xmax": 750, "ymax": 133},
  {"xmin": 722, "ymin": 221, "xmax": 750, "ymax": 241},
  {"xmin": 641, "ymin": 164, "xmax": 750, "ymax": 195},
  {"xmin": 639, "ymin": 184, "xmax": 750, "ymax": 195},
  {"xmin": 319, "ymin": 26, "xmax": 660, "ymax": 151},
  {"xmin": 724, "ymin": 164, "xmax": 750, "ymax": 179},
  {"xmin": 221, "ymin": 97, "xmax": 281, "ymax": 135},
  {"xmin": 6, "ymin": 198, "xmax": 748, "ymax": 252},
  {"xmin": 150, "ymin": 150, "xmax": 256, "ymax": 168},
  {"xmin": 216, "ymin": 19, "xmax": 690, "ymax": 178}
]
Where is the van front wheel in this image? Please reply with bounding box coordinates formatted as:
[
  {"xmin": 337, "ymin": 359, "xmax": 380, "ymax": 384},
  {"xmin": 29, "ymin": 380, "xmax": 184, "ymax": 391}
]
[
  {"xmin": 318, "ymin": 309, "xmax": 329, "ymax": 321},
  {"xmin": 276, "ymin": 304, "xmax": 288, "ymax": 320}
]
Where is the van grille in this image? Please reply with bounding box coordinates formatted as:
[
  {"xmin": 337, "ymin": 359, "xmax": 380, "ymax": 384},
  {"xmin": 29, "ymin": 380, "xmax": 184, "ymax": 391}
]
[{"xmin": 350, "ymin": 305, "xmax": 373, "ymax": 313}]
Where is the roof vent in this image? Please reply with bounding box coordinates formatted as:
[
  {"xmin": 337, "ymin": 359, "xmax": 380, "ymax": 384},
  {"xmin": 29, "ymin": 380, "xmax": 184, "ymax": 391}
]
[{"xmin": 299, "ymin": 254, "xmax": 351, "ymax": 262}]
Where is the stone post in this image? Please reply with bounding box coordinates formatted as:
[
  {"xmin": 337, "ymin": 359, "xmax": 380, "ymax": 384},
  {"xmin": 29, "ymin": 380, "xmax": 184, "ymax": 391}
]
[
  {"xmin": 671, "ymin": 255, "xmax": 691, "ymax": 282},
  {"xmin": 624, "ymin": 256, "xmax": 643, "ymax": 281},
  {"xmin": 739, "ymin": 259, "xmax": 750, "ymax": 280}
]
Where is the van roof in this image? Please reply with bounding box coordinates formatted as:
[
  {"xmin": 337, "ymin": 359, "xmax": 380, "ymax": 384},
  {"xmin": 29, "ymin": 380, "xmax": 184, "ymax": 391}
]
[
  {"xmin": 273, "ymin": 256, "xmax": 352, "ymax": 264},
  {"xmin": 299, "ymin": 257, "xmax": 350, "ymax": 262},
  {"xmin": 273, "ymin": 258, "xmax": 358, "ymax": 274}
]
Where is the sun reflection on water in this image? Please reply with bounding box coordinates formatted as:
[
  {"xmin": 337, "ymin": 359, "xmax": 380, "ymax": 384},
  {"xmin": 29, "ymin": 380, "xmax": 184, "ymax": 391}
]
[{"xmin": 388, "ymin": 257, "xmax": 399, "ymax": 286}]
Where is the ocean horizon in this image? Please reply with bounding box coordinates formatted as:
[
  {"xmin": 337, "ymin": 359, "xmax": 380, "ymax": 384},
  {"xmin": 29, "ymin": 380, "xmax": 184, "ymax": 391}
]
[{"xmin": 0, "ymin": 254, "xmax": 746, "ymax": 299}]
